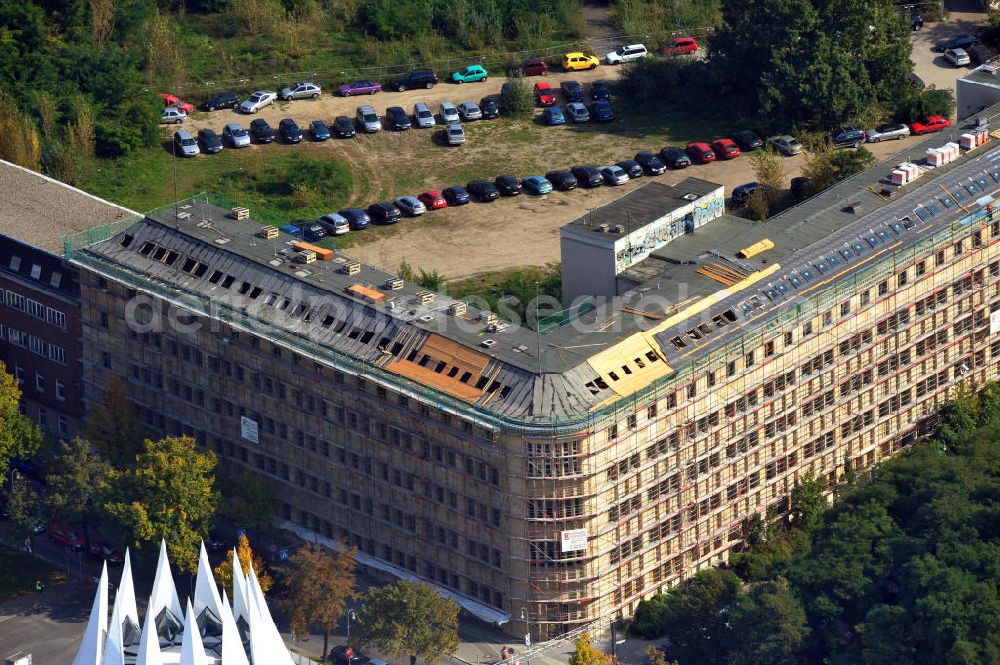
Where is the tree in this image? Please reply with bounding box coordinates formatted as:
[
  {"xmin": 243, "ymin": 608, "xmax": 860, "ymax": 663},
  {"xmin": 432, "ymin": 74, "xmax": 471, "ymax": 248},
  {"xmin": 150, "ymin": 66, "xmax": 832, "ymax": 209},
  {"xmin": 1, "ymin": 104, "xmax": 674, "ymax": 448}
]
[
  {"xmin": 45, "ymin": 438, "xmax": 111, "ymax": 544},
  {"xmin": 355, "ymin": 580, "xmax": 459, "ymax": 665},
  {"xmin": 4, "ymin": 473, "xmax": 42, "ymax": 539},
  {"xmin": 501, "ymin": 76, "xmax": 534, "ymax": 120},
  {"xmin": 214, "ymin": 533, "xmax": 273, "ymax": 595},
  {"xmin": 218, "ymin": 467, "xmax": 276, "ymax": 530},
  {"xmin": 282, "ymin": 543, "xmax": 357, "ymax": 659},
  {"xmin": 801, "ymin": 147, "xmax": 876, "ymax": 193},
  {"xmin": 789, "ymin": 473, "xmax": 826, "ymax": 532},
  {"xmin": 230, "ymin": 0, "xmax": 284, "ymax": 36},
  {"xmin": 0, "ymin": 93, "xmax": 42, "ymax": 171},
  {"xmin": 82, "ymin": 377, "xmax": 146, "ymax": 467},
  {"xmin": 105, "ymin": 435, "xmax": 219, "ymax": 573},
  {"xmin": 568, "ymin": 633, "xmax": 611, "ymax": 665},
  {"xmin": 89, "ymin": 0, "xmax": 115, "ymax": 46},
  {"xmin": 0, "ymin": 362, "xmax": 42, "ymax": 481},
  {"xmin": 728, "ymin": 579, "xmax": 809, "ymax": 665},
  {"xmin": 749, "ymin": 147, "xmax": 785, "ymax": 199}
]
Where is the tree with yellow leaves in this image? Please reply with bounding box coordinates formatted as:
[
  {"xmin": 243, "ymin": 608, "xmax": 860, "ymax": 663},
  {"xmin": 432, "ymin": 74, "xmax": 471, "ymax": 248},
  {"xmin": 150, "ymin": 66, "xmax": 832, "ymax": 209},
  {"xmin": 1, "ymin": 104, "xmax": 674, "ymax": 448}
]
[
  {"xmin": 214, "ymin": 533, "xmax": 273, "ymax": 594},
  {"xmin": 569, "ymin": 633, "xmax": 611, "ymax": 665}
]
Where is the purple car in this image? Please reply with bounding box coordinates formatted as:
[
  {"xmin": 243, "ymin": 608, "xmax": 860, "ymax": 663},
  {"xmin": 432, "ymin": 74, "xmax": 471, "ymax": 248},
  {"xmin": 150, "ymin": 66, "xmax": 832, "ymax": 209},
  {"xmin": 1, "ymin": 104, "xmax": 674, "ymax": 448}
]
[{"xmin": 338, "ymin": 80, "xmax": 381, "ymax": 97}]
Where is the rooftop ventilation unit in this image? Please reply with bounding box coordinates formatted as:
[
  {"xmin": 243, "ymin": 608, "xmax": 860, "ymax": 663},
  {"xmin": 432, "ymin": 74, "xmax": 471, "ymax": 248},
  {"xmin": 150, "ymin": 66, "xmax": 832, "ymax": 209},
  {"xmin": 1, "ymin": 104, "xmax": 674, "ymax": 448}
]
[
  {"xmin": 260, "ymin": 225, "xmax": 279, "ymax": 239},
  {"xmin": 481, "ymin": 339, "xmax": 498, "ymax": 348},
  {"xmin": 231, "ymin": 206, "xmax": 250, "ymax": 220},
  {"xmin": 682, "ymin": 193, "xmax": 699, "ymax": 201},
  {"xmin": 612, "ymin": 224, "xmax": 626, "ymax": 233},
  {"xmin": 295, "ymin": 249, "xmax": 317, "ymax": 264},
  {"xmin": 480, "ymin": 311, "xmax": 498, "ymax": 326},
  {"xmin": 385, "ymin": 278, "xmax": 404, "ymax": 291},
  {"xmin": 448, "ymin": 302, "xmax": 468, "ymax": 316},
  {"xmin": 415, "ymin": 290, "xmax": 436, "ymax": 304},
  {"xmin": 341, "ymin": 261, "xmax": 362, "ymax": 275},
  {"xmin": 597, "ymin": 223, "xmax": 610, "ymax": 233}
]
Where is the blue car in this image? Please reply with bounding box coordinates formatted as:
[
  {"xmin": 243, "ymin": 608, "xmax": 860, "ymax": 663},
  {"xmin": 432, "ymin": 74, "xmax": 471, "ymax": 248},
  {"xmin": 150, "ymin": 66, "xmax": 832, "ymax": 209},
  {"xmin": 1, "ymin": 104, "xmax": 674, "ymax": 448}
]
[
  {"xmin": 442, "ymin": 186, "xmax": 471, "ymax": 206},
  {"xmin": 592, "ymin": 100, "xmax": 614, "ymax": 122},
  {"xmin": 544, "ymin": 106, "xmax": 566, "ymax": 126},
  {"xmin": 731, "ymin": 182, "xmax": 772, "ymax": 206},
  {"xmin": 522, "ymin": 175, "xmax": 553, "ymax": 195},
  {"xmin": 310, "ymin": 120, "xmax": 331, "ymax": 141}
]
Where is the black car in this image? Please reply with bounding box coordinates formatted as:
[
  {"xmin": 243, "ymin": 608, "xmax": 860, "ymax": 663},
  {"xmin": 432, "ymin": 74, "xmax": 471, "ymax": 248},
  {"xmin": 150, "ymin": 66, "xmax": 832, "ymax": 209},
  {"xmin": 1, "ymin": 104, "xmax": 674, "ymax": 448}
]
[
  {"xmin": 790, "ymin": 176, "xmax": 813, "ymax": 199},
  {"xmin": 590, "ymin": 80, "xmax": 611, "ymax": 101},
  {"xmin": 386, "ymin": 106, "xmax": 412, "ymax": 130},
  {"xmin": 334, "ymin": 116, "xmax": 356, "ymax": 138},
  {"xmin": 731, "ymin": 182, "xmax": 772, "ymax": 206},
  {"xmin": 571, "ymin": 165, "xmax": 603, "ymax": 188},
  {"xmin": 660, "ymin": 146, "xmax": 690, "ymax": 169},
  {"xmin": 831, "ymin": 126, "xmax": 866, "ymax": 149},
  {"xmin": 330, "ymin": 646, "xmax": 367, "ymax": 665},
  {"xmin": 616, "ymin": 159, "xmax": 643, "ymax": 179},
  {"xmin": 731, "ymin": 130, "xmax": 763, "ymax": 151},
  {"xmin": 560, "ymin": 80, "xmax": 585, "ymax": 103},
  {"xmin": 249, "ymin": 118, "xmax": 274, "ymax": 143},
  {"xmin": 442, "ymin": 186, "xmax": 471, "ymax": 206},
  {"xmin": 339, "ymin": 208, "xmax": 370, "ymax": 229},
  {"xmin": 494, "ymin": 175, "xmax": 522, "ymax": 196},
  {"xmin": 634, "ymin": 151, "xmax": 666, "ymax": 175},
  {"xmin": 389, "ymin": 69, "xmax": 439, "ymax": 91},
  {"xmin": 368, "ymin": 201, "xmax": 402, "ymax": 224},
  {"xmin": 545, "ymin": 170, "xmax": 577, "ymax": 191},
  {"xmin": 480, "ymin": 98, "xmax": 501, "ymax": 119},
  {"xmin": 201, "ymin": 91, "xmax": 240, "ymax": 112},
  {"xmin": 278, "ymin": 118, "xmax": 302, "ymax": 143},
  {"xmin": 467, "ymin": 180, "xmax": 499, "ymax": 202},
  {"xmin": 969, "ymin": 44, "xmax": 996, "ymax": 65},
  {"xmin": 310, "ymin": 120, "xmax": 331, "ymax": 141},
  {"xmin": 197, "ymin": 129, "xmax": 223, "ymax": 154},
  {"xmin": 934, "ymin": 34, "xmax": 979, "ymax": 53}
]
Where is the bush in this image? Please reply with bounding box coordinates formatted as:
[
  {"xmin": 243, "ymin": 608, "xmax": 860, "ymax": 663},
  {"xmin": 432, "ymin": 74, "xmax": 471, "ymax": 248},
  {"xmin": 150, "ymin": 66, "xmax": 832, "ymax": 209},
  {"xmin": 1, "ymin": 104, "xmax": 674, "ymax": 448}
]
[
  {"xmin": 801, "ymin": 147, "xmax": 876, "ymax": 193},
  {"xmin": 501, "ymin": 76, "xmax": 533, "ymax": 119},
  {"xmin": 892, "ymin": 86, "xmax": 954, "ymax": 124}
]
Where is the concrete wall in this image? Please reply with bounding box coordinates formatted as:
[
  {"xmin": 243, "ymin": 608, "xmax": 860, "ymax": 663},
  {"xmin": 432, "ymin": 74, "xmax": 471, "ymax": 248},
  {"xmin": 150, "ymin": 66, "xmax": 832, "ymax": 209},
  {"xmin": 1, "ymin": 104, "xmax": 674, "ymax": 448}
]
[
  {"xmin": 561, "ymin": 234, "xmax": 617, "ymax": 306},
  {"xmin": 957, "ymin": 76, "xmax": 1000, "ymax": 122}
]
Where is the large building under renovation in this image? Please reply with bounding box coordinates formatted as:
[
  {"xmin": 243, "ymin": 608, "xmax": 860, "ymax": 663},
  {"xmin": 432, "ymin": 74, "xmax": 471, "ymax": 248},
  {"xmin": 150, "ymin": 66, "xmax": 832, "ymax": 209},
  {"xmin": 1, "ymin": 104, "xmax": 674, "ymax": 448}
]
[{"xmin": 64, "ymin": 105, "xmax": 1000, "ymax": 640}]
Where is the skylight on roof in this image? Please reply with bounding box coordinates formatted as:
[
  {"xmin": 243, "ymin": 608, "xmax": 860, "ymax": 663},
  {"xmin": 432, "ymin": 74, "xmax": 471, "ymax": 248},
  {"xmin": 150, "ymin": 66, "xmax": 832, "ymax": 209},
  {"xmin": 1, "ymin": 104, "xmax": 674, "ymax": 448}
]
[
  {"xmin": 876, "ymin": 229, "xmax": 890, "ymax": 242},
  {"xmin": 802, "ymin": 268, "xmax": 815, "ymax": 281},
  {"xmin": 852, "ymin": 242, "xmax": 865, "ymax": 255},
  {"xmin": 952, "ymin": 188, "xmax": 967, "ymax": 201},
  {"xmin": 991, "ymin": 170, "xmax": 1000, "ymax": 183},
  {"xmin": 939, "ymin": 196, "xmax": 955, "ymax": 209},
  {"xmin": 890, "ymin": 222, "xmax": 905, "ymax": 234},
  {"xmin": 827, "ymin": 255, "xmax": 840, "ymax": 266},
  {"xmin": 789, "ymin": 275, "xmax": 803, "ymax": 288},
  {"xmin": 866, "ymin": 235, "xmax": 880, "ymax": 248},
  {"xmin": 814, "ymin": 261, "xmax": 828, "ymax": 275},
  {"xmin": 840, "ymin": 249, "xmax": 853, "ymax": 261},
  {"xmin": 915, "ymin": 208, "xmax": 930, "ymax": 222},
  {"xmin": 976, "ymin": 177, "xmax": 989, "ymax": 189}
]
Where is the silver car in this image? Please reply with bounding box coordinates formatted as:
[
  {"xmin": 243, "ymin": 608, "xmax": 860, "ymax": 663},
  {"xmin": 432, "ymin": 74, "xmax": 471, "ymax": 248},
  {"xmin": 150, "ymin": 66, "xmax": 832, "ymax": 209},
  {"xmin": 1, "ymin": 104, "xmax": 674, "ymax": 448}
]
[
  {"xmin": 160, "ymin": 107, "xmax": 187, "ymax": 124},
  {"xmin": 866, "ymin": 122, "xmax": 911, "ymax": 143},
  {"xmin": 414, "ymin": 102, "xmax": 436, "ymax": 128},
  {"xmin": 355, "ymin": 105, "xmax": 382, "ymax": 133},
  {"xmin": 394, "ymin": 195, "xmax": 427, "ymax": 216},
  {"xmin": 457, "ymin": 102, "xmax": 482, "ymax": 121},
  {"xmin": 173, "ymin": 130, "xmax": 200, "ymax": 157},
  {"xmin": 440, "ymin": 102, "xmax": 460, "ymax": 124},
  {"xmin": 280, "ymin": 81, "xmax": 322, "ymax": 101},
  {"xmin": 446, "ymin": 123, "xmax": 466, "ymax": 146},
  {"xmin": 600, "ymin": 165, "xmax": 629, "ymax": 185},
  {"xmin": 944, "ymin": 48, "xmax": 970, "ymax": 67},
  {"xmin": 222, "ymin": 123, "xmax": 251, "ymax": 148},
  {"xmin": 240, "ymin": 91, "xmax": 277, "ymax": 114},
  {"xmin": 566, "ymin": 102, "xmax": 590, "ymax": 123},
  {"xmin": 767, "ymin": 134, "xmax": 803, "ymax": 156}
]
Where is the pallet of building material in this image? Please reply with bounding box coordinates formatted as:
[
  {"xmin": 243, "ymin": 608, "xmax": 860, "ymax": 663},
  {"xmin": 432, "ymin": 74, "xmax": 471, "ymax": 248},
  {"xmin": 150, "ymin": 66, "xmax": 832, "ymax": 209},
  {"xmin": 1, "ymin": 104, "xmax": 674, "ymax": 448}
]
[{"xmin": 230, "ymin": 206, "xmax": 250, "ymax": 220}]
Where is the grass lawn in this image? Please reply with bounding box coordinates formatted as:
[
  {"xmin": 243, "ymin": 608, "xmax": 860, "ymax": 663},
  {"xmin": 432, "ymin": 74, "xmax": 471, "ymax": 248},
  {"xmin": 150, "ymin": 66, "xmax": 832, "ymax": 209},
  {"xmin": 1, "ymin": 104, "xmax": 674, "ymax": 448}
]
[{"xmin": 0, "ymin": 547, "xmax": 64, "ymax": 602}]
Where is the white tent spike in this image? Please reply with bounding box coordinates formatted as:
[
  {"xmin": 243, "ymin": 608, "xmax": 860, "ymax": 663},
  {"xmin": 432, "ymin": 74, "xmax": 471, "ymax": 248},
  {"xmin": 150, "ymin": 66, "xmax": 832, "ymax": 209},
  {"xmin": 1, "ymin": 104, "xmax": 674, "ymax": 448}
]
[
  {"xmin": 230, "ymin": 547, "xmax": 251, "ymax": 627},
  {"xmin": 71, "ymin": 561, "xmax": 109, "ymax": 665},
  {"xmin": 193, "ymin": 541, "xmax": 223, "ymax": 618},
  {"xmin": 134, "ymin": 584, "xmax": 163, "ymax": 665},
  {"xmin": 245, "ymin": 585, "xmax": 272, "ymax": 665},
  {"xmin": 117, "ymin": 549, "xmax": 139, "ymax": 632},
  {"xmin": 219, "ymin": 590, "xmax": 250, "ymax": 665},
  {"xmin": 179, "ymin": 600, "xmax": 209, "ymax": 665},
  {"xmin": 148, "ymin": 539, "xmax": 182, "ymax": 623},
  {"xmin": 100, "ymin": 592, "xmax": 125, "ymax": 665},
  {"xmin": 247, "ymin": 563, "xmax": 293, "ymax": 665}
]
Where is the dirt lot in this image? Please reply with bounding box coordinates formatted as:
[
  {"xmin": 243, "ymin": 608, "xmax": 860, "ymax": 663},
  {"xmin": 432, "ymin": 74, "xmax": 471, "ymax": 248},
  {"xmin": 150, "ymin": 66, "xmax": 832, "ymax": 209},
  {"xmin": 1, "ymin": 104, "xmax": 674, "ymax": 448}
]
[{"xmin": 910, "ymin": 0, "xmax": 988, "ymax": 92}]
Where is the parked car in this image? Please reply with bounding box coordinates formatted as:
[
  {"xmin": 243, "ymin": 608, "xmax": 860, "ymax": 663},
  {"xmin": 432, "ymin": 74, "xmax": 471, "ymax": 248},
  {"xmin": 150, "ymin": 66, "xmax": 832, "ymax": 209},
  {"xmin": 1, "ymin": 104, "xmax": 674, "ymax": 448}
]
[
  {"xmin": 592, "ymin": 100, "xmax": 614, "ymax": 122},
  {"xmin": 249, "ymin": 118, "xmax": 274, "ymax": 143},
  {"xmin": 616, "ymin": 159, "xmax": 643, "ymax": 179},
  {"xmin": 457, "ymin": 102, "xmax": 482, "ymax": 121},
  {"xmin": 934, "ymin": 34, "xmax": 979, "ymax": 53},
  {"xmin": 197, "ymin": 129, "xmax": 223, "ymax": 154},
  {"xmin": 686, "ymin": 142, "xmax": 716, "ymax": 164},
  {"xmin": 160, "ymin": 107, "xmax": 187, "ymax": 124},
  {"xmin": 545, "ymin": 170, "xmax": 578, "ymax": 190},
  {"xmin": 439, "ymin": 102, "xmax": 460, "ymax": 124},
  {"xmin": 451, "ymin": 64, "xmax": 488, "ymax": 83},
  {"xmin": 711, "ymin": 138, "xmax": 740, "ymax": 159},
  {"xmin": 590, "ymin": 80, "xmax": 611, "ymax": 101},
  {"xmin": 910, "ymin": 115, "xmax": 952, "ymax": 135},
  {"xmin": 240, "ymin": 91, "xmax": 277, "ymax": 114},
  {"xmin": 767, "ymin": 134, "xmax": 802, "ymax": 156},
  {"xmin": 535, "ymin": 83, "xmax": 557, "ymax": 107},
  {"xmin": 445, "ymin": 123, "xmax": 466, "ymax": 145},
  {"xmin": 944, "ymin": 48, "xmax": 971, "ymax": 67},
  {"xmin": 279, "ymin": 223, "xmax": 303, "ymax": 239},
  {"xmin": 280, "ymin": 81, "xmax": 321, "ymax": 101},
  {"xmin": 571, "ymin": 165, "xmax": 603, "ymax": 188},
  {"xmin": 356, "ymin": 105, "xmax": 382, "ymax": 133},
  {"xmin": 522, "ymin": 175, "xmax": 553, "ymax": 194},
  {"xmin": 394, "ymin": 195, "xmax": 427, "ymax": 216},
  {"xmin": 495, "ymin": 175, "xmax": 522, "ymax": 196},
  {"xmin": 339, "ymin": 208, "xmax": 370, "ymax": 229},
  {"xmin": 566, "ymin": 102, "xmax": 590, "ymax": 123},
  {"xmin": 158, "ymin": 93, "xmax": 194, "ymax": 113},
  {"xmin": 521, "ymin": 58, "xmax": 549, "ymax": 76},
  {"xmin": 414, "ymin": 102, "xmax": 436, "ymax": 128},
  {"xmin": 317, "ymin": 213, "xmax": 351, "ymax": 235},
  {"xmin": 338, "ymin": 80, "xmax": 381, "ymax": 97},
  {"xmin": 605, "ymin": 43, "xmax": 648, "ymax": 65},
  {"xmin": 866, "ymin": 122, "xmax": 910, "ymax": 142},
  {"xmin": 294, "ymin": 220, "xmax": 327, "ymax": 241},
  {"xmin": 222, "ymin": 123, "xmax": 251, "ymax": 148},
  {"xmin": 968, "ymin": 44, "xmax": 996, "ymax": 65},
  {"xmin": 48, "ymin": 522, "xmax": 85, "ymax": 549},
  {"xmin": 278, "ymin": 118, "xmax": 303, "ymax": 143},
  {"xmin": 390, "ymin": 69, "xmax": 439, "ymax": 91},
  {"xmin": 480, "ymin": 97, "xmax": 500, "ymax": 119},
  {"xmin": 543, "ymin": 106, "xmax": 566, "ymax": 125},
  {"xmin": 560, "ymin": 80, "xmax": 585, "ymax": 102},
  {"xmin": 418, "ymin": 190, "xmax": 448, "ymax": 209},
  {"xmin": 330, "ymin": 646, "xmax": 370, "ymax": 665},
  {"xmin": 908, "ymin": 72, "xmax": 925, "ymax": 89},
  {"xmin": 173, "ymin": 130, "xmax": 200, "ymax": 157},
  {"xmin": 467, "ymin": 180, "xmax": 499, "ymax": 202},
  {"xmin": 442, "ymin": 186, "xmax": 471, "ymax": 206},
  {"xmin": 386, "ymin": 107, "xmax": 411, "ymax": 130},
  {"xmin": 662, "ymin": 36, "xmax": 698, "ymax": 55},
  {"xmin": 660, "ymin": 146, "xmax": 691, "ymax": 169},
  {"xmin": 634, "ymin": 151, "xmax": 666, "ymax": 175},
  {"xmin": 731, "ymin": 130, "xmax": 763, "ymax": 151},
  {"xmin": 309, "ymin": 120, "xmax": 331, "ymax": 141},
  {"xmin": 731, "ymin": 182, "xmax": 771, "ymax": 206},
  {"xmin": 368, "ymin": 201, "xmax": 402, "ymax": 224},
  {"xmin": 830, "ymin": 127, "xmax": 866, "ymax": 148},
  {"xmin": 202, "ymin": 91, "xmax": 240, "ymax": 111},
  {"xmin": 790, "ymin": 176, "xmax": 813, "ymax": 199},
  {"xmin": 563, "ymin": 52, "xmax": 600, "ymax": 71},
  {"xmin": 600, "ymin": 165, "xmax": 629, "ymax": 185},
  {"xmin": 87, "ymin": 538, "xmax": 124, "ymax": 564}
]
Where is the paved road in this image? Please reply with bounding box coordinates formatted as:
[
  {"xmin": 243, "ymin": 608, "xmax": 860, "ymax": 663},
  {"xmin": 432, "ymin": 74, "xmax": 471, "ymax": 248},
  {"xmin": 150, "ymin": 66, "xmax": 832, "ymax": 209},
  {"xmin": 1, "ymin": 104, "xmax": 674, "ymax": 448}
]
[{"xmin": 910, "ymin": 0, "xmax": 989, "ymax": 93}]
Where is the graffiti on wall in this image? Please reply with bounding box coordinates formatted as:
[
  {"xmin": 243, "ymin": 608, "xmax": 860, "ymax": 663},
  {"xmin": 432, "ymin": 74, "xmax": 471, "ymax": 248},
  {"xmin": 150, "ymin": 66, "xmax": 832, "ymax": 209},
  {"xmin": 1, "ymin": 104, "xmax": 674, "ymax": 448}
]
[{"xmin": 613, "ymin": 190, "xmax": 725, "ymax": 272}]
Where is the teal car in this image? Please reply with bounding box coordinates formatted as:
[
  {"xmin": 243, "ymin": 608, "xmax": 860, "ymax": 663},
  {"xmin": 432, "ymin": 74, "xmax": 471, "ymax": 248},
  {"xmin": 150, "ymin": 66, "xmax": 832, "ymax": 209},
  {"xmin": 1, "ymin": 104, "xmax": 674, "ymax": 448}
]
[{"xmin": 451, "ymin": 65, "xmax": 488, "ymax": 83}]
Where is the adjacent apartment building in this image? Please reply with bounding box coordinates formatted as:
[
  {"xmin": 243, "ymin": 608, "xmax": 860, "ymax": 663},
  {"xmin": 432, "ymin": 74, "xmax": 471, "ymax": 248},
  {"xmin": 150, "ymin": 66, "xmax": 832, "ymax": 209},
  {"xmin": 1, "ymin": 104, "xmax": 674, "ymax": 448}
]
[{"xmin": 64, "ymin": 104, "xmax": 1000, "ymax": 641}]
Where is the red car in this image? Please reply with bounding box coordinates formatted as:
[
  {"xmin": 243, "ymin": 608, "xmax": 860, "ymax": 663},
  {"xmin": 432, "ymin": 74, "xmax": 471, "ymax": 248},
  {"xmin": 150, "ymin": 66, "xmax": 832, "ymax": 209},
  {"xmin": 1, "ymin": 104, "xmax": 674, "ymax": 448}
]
[
  {"xmin": 521, "ymin": 58, "xmax": 548, "ymax": 76},
  {"xmin": 534, "ymin": 82, "xmax": 557, "ymax": 107},
  {"xmin": 48, "ymin": 522, "xmax": 85, "ymax": 550},
  {"xmin": 686, "ymin": 142, "xmax": 717, "ymax": 164},
  {"xmin": 711, "ymin": 138, "xmax": 741, "ymax": 159},
  {"xmin": 88, "ymin": 538, "xmax": 125, "ymax": 564},
  {"xmin": 662, "ymin": 37, "xmax": 699, "ymax": 56},
  {"xmin": 910, "ymin": 115, "xmax": 952, "ymax": 135},
  {"xmin": 157, "ymin": 93, "xmax": 194, "ymax": 113},
  {"xmin": 418, "ymin": 190, "xmax": 448, "ymax": 210}
]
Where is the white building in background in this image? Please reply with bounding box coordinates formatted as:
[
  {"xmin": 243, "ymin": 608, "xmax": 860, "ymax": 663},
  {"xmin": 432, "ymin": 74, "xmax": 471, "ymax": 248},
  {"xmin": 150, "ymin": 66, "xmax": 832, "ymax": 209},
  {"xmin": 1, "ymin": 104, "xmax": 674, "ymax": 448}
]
[{"xmin": 71, "ymin": 540, "xmax": 293, "ymax": 665}]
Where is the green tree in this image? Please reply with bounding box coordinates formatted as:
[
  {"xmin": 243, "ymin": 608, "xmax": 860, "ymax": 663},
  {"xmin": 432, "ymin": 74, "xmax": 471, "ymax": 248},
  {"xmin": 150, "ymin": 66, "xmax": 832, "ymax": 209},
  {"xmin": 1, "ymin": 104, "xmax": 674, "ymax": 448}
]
[
  {"xmin": 0, "ymin": 362, "xmax": 42, "ymax": 481},
  {"xmin": 82, "ymin": 377, "xmax": 146, "ymax": 467},
  {"xmin": 501, "ymin": 76, "xmax": 534, "ymax": 120},
  {"xmin": 728, "ymin": 578, "xmax": 809, "ymax": 665},
  {"xmin": 105, "ymin": 435, "xmax": 219, "ymax": 573},
  {"xmin": 789, "ymin": 473, "xmax": 826, "ymax": 532},
  {"xmin": 218, "ymin": 467, "xmax": 276, "ymax": 529},
  {"xmin": 45, "ymin": 438, "xmax": 111, "ymax": 544},
  {"xmin": 801, "ymin": 147, "xmax": 876, "ymax": 193},
  {"xmin": 568, "ymin": 633, "xmax": 611, "ymax": 665},
  {"xmin": 4, "ymin": 473, "xmax": 42, "ymax": 539},
  {"xmin": 355, "ymin": 580, "xmax": 459, "ymax": 665},
  {"xmin": 282, "ymin": 543, "xmax": 357, "ymax": 659}
]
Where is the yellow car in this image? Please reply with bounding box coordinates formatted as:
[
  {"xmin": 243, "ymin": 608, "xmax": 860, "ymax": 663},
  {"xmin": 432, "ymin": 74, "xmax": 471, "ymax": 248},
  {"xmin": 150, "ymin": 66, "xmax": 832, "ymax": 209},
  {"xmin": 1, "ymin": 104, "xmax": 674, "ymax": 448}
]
[{"xmin": 562, "ymin": 52, "xmax": 600, "ymax": 71}]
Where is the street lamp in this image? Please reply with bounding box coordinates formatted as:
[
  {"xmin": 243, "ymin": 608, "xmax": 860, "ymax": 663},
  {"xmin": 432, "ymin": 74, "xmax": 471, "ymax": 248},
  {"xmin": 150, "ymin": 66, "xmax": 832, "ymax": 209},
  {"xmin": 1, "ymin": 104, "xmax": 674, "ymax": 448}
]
[{"xmin": 346, "ymin": 609, "xmax": 356, "ymax": 645}]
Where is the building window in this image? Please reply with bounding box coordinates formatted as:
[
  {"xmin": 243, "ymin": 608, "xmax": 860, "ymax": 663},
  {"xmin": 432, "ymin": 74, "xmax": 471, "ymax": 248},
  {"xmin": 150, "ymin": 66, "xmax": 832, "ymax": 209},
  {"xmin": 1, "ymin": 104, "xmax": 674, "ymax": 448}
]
[
  {"xmin": 26, "ymin": 299, "xmax": 46, "ymax": 319},
  {"xmin": 5, "ymin": 290, "xmax": 25, "ymax": 311},
  {"xmin": 897, "ymin": 271, "xmax": 908, "ymax": 287},
  {"xmin": 802, "ymin": 321, "xmax": 813, "ymax": 337},
  {"xmin": 840, "ymin": 301, "xmax": 850, "ymax": 317},
  {"xmin": 35, "ymin": 373, "xmax": 44, "ymax": 393},
  {"xmin": 48, "ymin": 344, "xmax": 66, "ymax": 365},
  {"xmin": 100, "ymin": 312, "xmax": 109, "ymax": 328},
  {"xmin": 102, "ymin": 352, "xmax": 111, "ymax": 369},
  {"xmin": 29, "ymin": 335, "xmax": 46, "ymax": 357},
  {"xmin": 38, "ymin": 407, "xmax": 47, "ymax": 429},
  {"xmin": 784, "ymin": 331, "xmax": 793, "ymax": 346},
  {"xmin": 822, "ymin": 311, "xmax": 832, "ymax": 327},
  {"xmin": 877, "ymin": 280, "xmax": 888, "ymax": 296},
  {"xmin": 55, "ymin": 381, "xmax": 66, "ymax": 402},
  {"xmin": 58, "ymin": 415, "xmax": 68, "ymax": 436},
  {"xmin": 860, "ymin": 290, "xmax": 870, "ymax": 306}
]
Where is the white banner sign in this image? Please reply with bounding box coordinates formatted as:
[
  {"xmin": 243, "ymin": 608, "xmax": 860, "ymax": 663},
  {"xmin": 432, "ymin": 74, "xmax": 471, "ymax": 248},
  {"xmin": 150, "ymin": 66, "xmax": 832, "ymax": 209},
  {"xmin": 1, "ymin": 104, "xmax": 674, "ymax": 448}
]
[
  {"xmin": 560, "ymin": 528, "xmax": 588, "ymax": 553},
  {"xmin": 240, "ymin": 416, "xmax": 259, "ymax": 444},
  {"xmin": 990, "ymin": 310, "xmax": 1000, "ymax": 334}
]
